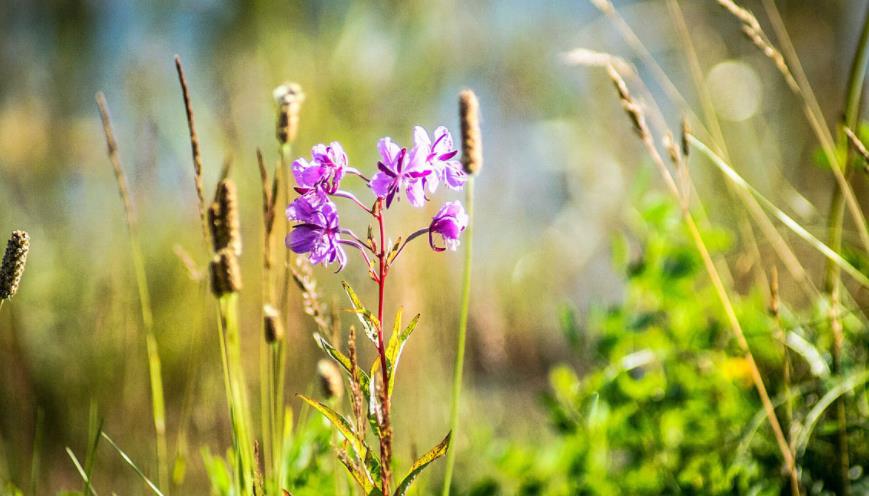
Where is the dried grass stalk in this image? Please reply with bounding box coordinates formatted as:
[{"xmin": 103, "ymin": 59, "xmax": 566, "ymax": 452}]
[
  {"xmin": 716, "ymin": 0, "xmax": 799, "ymax": 92},
  {"xmin": 174, "ymin": 55, "xmax": 210, "ymax": 244},
  {"xmin": 844, "ymin": 126, "xmax": 869, "ymax": 167}
]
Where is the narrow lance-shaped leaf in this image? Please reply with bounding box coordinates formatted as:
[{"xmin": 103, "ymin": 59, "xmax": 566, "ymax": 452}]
[
  {"xmin": 342, "ymin": 281, "xmax": 381, "ymax": 345},
  {"xmin": 386, "ymin": 313, "xmax": 421, "ymax": 378},
  {"xmin": 298, "ymin": 395, "xmax": 368, "ymax": 461},
  {"xmin": 372, "ymin": 312, "xmax": 421, "ymax": 397},
  {"xmin": 393, "ymin": 432, "xmax": 451, "ymax": 496},
  {"xmin": 337, "ymin": 446, "xmax": 380, "ymax": 495}
]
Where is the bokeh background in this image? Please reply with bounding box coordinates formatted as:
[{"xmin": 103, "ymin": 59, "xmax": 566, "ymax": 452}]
[{"xmin": 1, "ymin": 0, "xmax": 867, "ymax": 493}]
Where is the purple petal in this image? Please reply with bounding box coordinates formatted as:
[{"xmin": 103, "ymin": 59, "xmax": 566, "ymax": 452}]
[{"xmin": 370, "ymin": 172, "xmax": 394, "ymax": 198}]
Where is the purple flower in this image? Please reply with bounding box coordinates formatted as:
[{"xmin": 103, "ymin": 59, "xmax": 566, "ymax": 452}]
[
  {"xmin": 286, "ymin": 197, "xmax": 347, "ymax": 270},
  {"xmin": 369, "ymin": 137, "xmax": 433, "ymax": 208},
  {"xmin": 292, "ymin": 142, "xmax": 351, "ymax": 194},
  {"xmin": 286, "ymin": 189, "xmax": 330, "ymax": 223},
  {"xmin": 414, "ymin": 126, "xmax": 465, "ymax": 193},
  {"xmin": 429, "ymin": 201, "xmax": 468, "ymax": 252}
]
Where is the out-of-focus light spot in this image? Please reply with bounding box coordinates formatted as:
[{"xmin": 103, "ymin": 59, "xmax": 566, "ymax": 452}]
[{"xmin": 706, "ymin": 60, "xmax": 762, "ymax": 122}]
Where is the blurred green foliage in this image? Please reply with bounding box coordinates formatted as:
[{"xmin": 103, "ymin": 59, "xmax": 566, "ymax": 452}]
[{"xmin": 463, "ymin": 190, "xmax": 868, "ymax": 495}]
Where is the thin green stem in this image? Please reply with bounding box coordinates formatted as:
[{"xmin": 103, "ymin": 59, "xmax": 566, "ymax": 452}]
[
  {"xmin": 217, "ymin": 294, "xmax": 254, "ymax": 494},
  {"xmin": 819, "ymin": 6, "xmax": 869, "ymax": 494},
  {"xmin": 96, "ymin": 93, "xmax": 168, "ymax": 491},
  {"xmin": 442, "ymin": 177, "xmax": 474, "ymax": 496}
]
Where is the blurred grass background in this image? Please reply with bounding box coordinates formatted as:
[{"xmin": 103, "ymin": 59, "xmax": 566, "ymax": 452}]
[{"xmin": 0, "ymin": 0, "xmax": 867, "ymax": 493}]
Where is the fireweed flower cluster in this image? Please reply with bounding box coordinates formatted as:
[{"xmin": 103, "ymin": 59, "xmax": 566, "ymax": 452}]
[
  {"xmin": 286, "ymin": 126, "xmax": 468, "ymax": 271},
  {"xmin": 287, "ymin": 125, "xmax": 466, "ymax": 496}
]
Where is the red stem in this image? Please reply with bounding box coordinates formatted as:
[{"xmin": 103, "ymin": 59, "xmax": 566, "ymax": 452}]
[{"xmin": 374, "ymin": 198, "xmax": 392, "ymax": 494}]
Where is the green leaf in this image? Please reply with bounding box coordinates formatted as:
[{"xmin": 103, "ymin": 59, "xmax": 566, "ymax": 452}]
[
  {"xmin": 101, "ymin": 433, "xmax": 164, "ymax": 496},
  {"xmin": 337, "ymin": 446, "xmax": 380, "ymax": 495},
  {"xmin": 342, "ymin": 281, "xmax": 381, "ymax": 345},
  {"xmin": 372, "ymin": 312, "xmax": 421, "ymax": 398},
  {"xmin": 386, "ymin": 313, "xmax": 420, "ymax": 394},
  {"xmin": 298, "ymin": 395, "xmax": 368, "ymax": 461},
  {"xmin": 200, "ymin": 447, "xmax": 231, "ymax": 495},
  {"xmin": 313, "ymin": 333, "xmax": 370, "ymax": 392},
  {"xmin": 393, "ymin": 432, "xmax": 451, "ymax": 496}
]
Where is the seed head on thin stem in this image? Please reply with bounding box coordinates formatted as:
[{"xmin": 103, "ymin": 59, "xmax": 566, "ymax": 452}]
[
  {"xmin": 680, "ymin": 118, "xmax": 690, "ymax": 158},
  {"xmin": 210, "ymin": 248, "xmax": 243, "ymax": 296},
  {"xmin": 459, "ymin": 89, "xmax": 483, "ymax": 175},
  {"xmin": 208, "ymin": 179, "xmax": 242, "ymax": 256},
  {"xmin": 174, "ymin": 55, "xmax": 210, "ymax": 245},
  {"xmin": 0, "ymin": 230, "xmax": 30, "ymax": 300},
  {"xmin": 263, "ymin": 304, "xmax": 284, "ymax": 343},
  {"xmin": 317, "ymin": 359, "xmax": 344, "ymax": 400},
  {"xmin": 716, "ymin": 0, "xmax": 799, "ymax": 93},
  {"xmin": 607, "ymin": 65, "xmax": 650, "ymax": 142},
  {"xmin": 274, "ymin": 82, "xmax": 305, "ymax": 145}
]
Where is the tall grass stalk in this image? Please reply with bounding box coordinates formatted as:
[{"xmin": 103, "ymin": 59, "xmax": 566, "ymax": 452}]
[
  {"xmin": 441, "ymin": 177, "xmax": 473, "ymax": 496},
  {"xmin": 175, "ymin": 56, "xmax": 256, "ymax": 494},
  {"xmin": 216, "ymin": 294, "xmax": 255, "ymax": 494},
  {"xmin": 809, "ymin": 5, "xmax": 869, "ymax": 492},
  {"xmin": 769, "ymin": 267, "xmax": 799, "ymax": 496},
  {"xmin": 443, "ymin": 90, "xmax": 482, "ymax": 495},
  {"xmin": 719, "ymin": 0, "xmax": 869, "ymax": 254},
  {"xmin": 95, "ymin": 92, "xmax": 168, "ymax": 491},
  {"xmin": 688, "ymin": 136, "xmax": 869, "ymax": 290},
  {"xmin": 605, "ymin": 67, "xmax": 798, "ymax": 484},
  {"xmin": 665, "ymin": 0, "xmax": 819, "ymax": 300}
]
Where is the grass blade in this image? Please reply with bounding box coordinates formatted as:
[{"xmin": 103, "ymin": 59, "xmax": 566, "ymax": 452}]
[
  {"xmin": 101, "ymin": 433, "xmax": 165, "ymax": 496},
  {"xmin": 689, "ymin": 135, "xmax": 869, "ymax": 288},
  {"xmin": 66, "ymin": 447, "xmax": 98, "ymax": 496}
]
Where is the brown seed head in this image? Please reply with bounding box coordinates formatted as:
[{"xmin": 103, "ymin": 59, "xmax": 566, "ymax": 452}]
[
  {"xmin": 768, "ymin": 266, "xmax": 779, "ymax": 317},
  {"xmin": 459, "ymin": 89, "xmax": 483, "ymax": 175},
  {"xmin": 680, "ymin": 118, "xmax": 690, "ymax": 158},
  {"xmin": 274, "ymin": 82, "xmax": 305, "ymax": 145},
  {"xmin": 209, "ymin": 248, "xmax": 242, "ymax": 296},
  {"xmin": 0, "ymin": 231, "xmax": 30, "ymax": 300},
  {"xmin": 317, "ymin": 359, "xmax": 344, "ymax": 400},
  {"xmin": 209, "ymin": 179, "xmax": 242, "ymax": 256},
  {"xmin": 263, "ymin": 304, "xmax": 284, "ymax": 343},
  {"xmin": 607, "ymin": 65, "xmax": 648, "ymax": 140}
]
